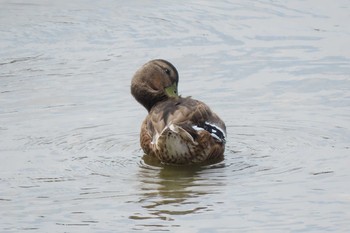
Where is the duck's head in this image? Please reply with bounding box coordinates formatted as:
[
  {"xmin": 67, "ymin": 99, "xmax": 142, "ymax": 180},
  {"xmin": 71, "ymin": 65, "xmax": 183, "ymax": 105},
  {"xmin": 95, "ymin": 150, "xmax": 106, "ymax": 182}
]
[{"xmin": 131, "ymin": 59, "xmax": 179, "ymax": 112}]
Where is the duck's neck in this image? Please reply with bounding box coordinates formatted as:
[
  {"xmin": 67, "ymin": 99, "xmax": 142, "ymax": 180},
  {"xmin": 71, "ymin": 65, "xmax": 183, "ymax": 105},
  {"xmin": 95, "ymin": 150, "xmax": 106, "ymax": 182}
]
[
  {"xmin": 143, "ymin": 94, "xmax": 168, "ymax": 112},
  {"xmin": 131, "ymin": 87, "xmax": 167, "ymax": 112}
]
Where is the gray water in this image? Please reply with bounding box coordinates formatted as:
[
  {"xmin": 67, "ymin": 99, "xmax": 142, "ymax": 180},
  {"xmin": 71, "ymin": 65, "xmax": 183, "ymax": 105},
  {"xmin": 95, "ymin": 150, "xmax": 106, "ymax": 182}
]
[{"xmin": 1, "ymin": 0, "xmax": 350, "ymax": 232}]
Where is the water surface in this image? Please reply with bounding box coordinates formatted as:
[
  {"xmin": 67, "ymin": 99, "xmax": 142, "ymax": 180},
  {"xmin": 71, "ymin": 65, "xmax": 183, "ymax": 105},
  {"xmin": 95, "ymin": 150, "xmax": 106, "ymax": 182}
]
[{"xmin": 1, "ymin": 0, "xmax": 350, "ymax": 232}]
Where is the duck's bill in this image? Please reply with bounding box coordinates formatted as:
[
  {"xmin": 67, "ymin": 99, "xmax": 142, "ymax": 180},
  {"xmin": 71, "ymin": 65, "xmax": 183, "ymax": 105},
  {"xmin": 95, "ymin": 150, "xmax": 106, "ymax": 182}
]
[{"xmin": 165, "ymin": 83, "xmax": 178, "ymax": 97}]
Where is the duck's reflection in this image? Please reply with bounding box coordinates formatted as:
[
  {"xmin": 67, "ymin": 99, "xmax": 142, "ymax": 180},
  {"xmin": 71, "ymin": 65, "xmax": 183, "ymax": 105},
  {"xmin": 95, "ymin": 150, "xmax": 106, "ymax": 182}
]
[{"xmin": 130, "ymin": 154, "xmax": 226, "ymax": 223}]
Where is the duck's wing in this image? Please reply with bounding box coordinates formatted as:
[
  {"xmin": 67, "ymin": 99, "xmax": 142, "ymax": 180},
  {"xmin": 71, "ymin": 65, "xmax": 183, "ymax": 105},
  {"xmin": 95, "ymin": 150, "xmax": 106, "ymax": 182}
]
[{"xmin": 148, "ymin": 97, "xmax": 226, "ymax": 145}]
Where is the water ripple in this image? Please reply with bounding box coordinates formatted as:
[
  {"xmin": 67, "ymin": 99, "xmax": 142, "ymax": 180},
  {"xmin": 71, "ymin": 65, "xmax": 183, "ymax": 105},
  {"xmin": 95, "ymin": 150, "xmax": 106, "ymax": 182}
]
[{"xmin": 1, "ymin": 0, "xmax": 349, "ymax": 232}]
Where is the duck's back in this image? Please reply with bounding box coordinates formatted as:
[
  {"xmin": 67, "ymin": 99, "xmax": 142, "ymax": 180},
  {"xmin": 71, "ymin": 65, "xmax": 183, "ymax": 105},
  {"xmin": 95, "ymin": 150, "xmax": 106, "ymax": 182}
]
[{"xmin": 140, "ymin": 97, "xmax": 226, "ymax": 164}]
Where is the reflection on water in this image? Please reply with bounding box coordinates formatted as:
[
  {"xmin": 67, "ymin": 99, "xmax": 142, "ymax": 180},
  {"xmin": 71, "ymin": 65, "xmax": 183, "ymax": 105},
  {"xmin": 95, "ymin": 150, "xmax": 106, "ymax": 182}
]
[
  {"xmin": 1, "ymin": 0, "xmax": 350, "ymax": 232},
  {"xmin": 131, "ymin": 159, "xmax": 227, "ymax": 230}
]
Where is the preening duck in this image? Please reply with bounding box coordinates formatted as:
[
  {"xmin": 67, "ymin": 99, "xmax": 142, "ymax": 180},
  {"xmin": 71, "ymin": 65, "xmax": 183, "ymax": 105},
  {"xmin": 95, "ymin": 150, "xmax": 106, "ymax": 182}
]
[{"xmin": 131, "ymin": 59, "xmax": 226, "ymax": 165}]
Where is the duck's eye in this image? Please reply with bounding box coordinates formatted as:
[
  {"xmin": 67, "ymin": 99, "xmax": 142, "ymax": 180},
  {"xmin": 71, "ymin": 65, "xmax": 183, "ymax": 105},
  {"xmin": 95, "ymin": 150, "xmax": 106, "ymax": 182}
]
[{"xmin": 164, "ymin": 68, "xmax": 171, "ymax": 75}]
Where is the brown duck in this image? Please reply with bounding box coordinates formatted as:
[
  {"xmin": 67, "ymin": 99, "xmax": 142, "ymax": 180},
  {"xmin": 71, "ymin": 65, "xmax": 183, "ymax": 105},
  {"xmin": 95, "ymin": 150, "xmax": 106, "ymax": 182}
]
[{"xmin": 131, "ymin": 59, "xmax": 226, "ymax": 165}]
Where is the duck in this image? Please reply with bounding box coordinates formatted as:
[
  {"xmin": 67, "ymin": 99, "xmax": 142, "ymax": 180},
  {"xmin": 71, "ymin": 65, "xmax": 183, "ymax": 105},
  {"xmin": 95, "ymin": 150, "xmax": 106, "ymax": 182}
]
[{"xmin": 131, "ymin": 59, "xmax": 226, "ymax": 165}]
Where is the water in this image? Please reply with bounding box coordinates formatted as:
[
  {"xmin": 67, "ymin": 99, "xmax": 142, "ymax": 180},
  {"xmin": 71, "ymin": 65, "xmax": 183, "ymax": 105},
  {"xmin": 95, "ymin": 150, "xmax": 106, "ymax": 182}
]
[{"xmin": 1, "ymin": 0, "xmax": 350, "ymax": 232}]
